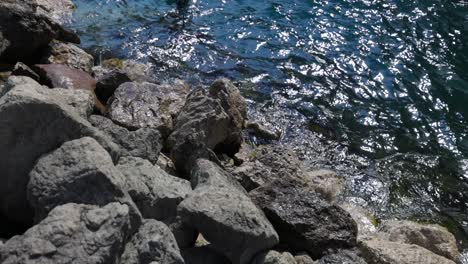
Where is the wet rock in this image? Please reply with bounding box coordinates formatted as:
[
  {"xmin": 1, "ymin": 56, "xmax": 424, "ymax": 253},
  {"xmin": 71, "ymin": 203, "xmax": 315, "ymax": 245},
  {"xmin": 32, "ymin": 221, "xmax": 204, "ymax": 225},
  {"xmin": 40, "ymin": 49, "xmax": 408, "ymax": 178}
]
[
  {"xmin": 157, "ymin": 153, "xmax": 178, "ymax": 176},
  {"xmin": 108, "ymin": 80, "xmax": 189, "ymax": 134},
  {"xmin": 0, "ymin": 203, "xmax": 133, "ymax": 264},
  {"xmin": 250, "ymin": 179, "xmax": 357, "ymax": 258},
  {"xmin": 182, "ymin": 246, "xmax": 231, "ymax": 264},
  {"xmin": 294, "ymin": 253, "xmax": 315, "ymax": 264},
  {"xmin": 252, "ymin": 250, "xmax": 297, "ymax": 264},
  {"xmin": 178, "ymin": 159, "xmax": 279, "ymax": 264},
  {"xmin": 121, "ymin": 219, "xmax": 184, "ymax": 264},
  {"xmin": 95, "ymin": 71, "xmax": 131, "ymax": 104},
  {"xmin": 11, "ymin": 62, "xmax": 40, "ymax": 81},
  {"xmin": 89, "ymin": 115, "xmax": 162, "ymax": 163},
  {"xmin": 316, "ymin": 249, "xmax": 367, "ymax": 264},
  {"xmin": 359, "ymin": 237, "xmax": 456, "ymax": 264},
  {"xmin": 379, "ymin": 220, "xmax": 459, "ymax": 261},
  {"xmin": 36, "ymin": 0, "xmax": 75, "ymax": 23},
  {"xmin": 303, "ymin": 169, "xmax": 344, "ymax": 202},
  {"xmin": 117, "ymin": 156, "xmax": 191, "ymax": 220},
  {"xmin": 28, "ymin": 137, "xmax": 141, "ymax": 228},
  {"xmin": 339, "ymin": 203, "xmax": 377, "ymax": 238},
  {"xmin": 0, "ymin": 76, "xmax": 119, "ymax": 225},
  {"xmin": 41, "ymin": 41, "xmax": 94, "ymax": 73},
  {"xmin": 246, "ymin": 121, "xmax": 281, "ymax": 141},
  {"xmin": 0, "ymin": 0, "xmax": 79, "ymax": 63}
]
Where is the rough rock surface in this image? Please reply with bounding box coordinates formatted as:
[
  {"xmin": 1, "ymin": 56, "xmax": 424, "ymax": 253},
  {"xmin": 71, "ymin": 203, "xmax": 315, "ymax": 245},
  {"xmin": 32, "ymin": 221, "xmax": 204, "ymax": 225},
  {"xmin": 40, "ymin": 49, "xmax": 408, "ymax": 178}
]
[
  {"xmin": 0, "ymin": 76, "xmax": 118, "ymax": 224},
  {"xmin": 0, "ymin": 203, "xmax": 132, "ymax": 264},
  {"xmin": 359, "ymin": 238, "xmax": 456, "ymax": 264},
  {"xmin": 27, "ymin": 137, "xmax": 141, "ymax": 228},
  {"xmin": 120, "ymin": 219, "xmax": 184, "ymax": 264},
  {"xmin": 89, "ymin": 115, "xmax": 162, "ymax": 163},
  {"xmin": 41, "ymin": 41, "xmax": 94, "ymax": 73},
  {"xmin": 157, "ymin": 153, "xmax": 178, "ymax": 176},
  {"xmin": 0, "ymin": 0, "xmax": 79, "ymax": 63},
  {"xmin": 36, "ymin": 0, "xmax": 75, "ymax": 23},
  {"xmin": 34, "ymin": 64, "xmax": 96, "ymax": 92},
  {"xmin": 178, "ymin": 159, "xmax": 279, "ymax": 264},
  {"xmin": 117, "ymin": 156, "xmax": 191, "ymax": 220},
  {"xmin": 95, "ymin": 71, "xmax": 131, "ymax": 104},
  {"xmin": 303, "ymin": 169, "xmax": 344, "ymax": 202},
  {"xmin": 379, "ymin": 220, "xmax": 459, "ymax": 261},
  {"xmin": 250, "ymin": 179, "xmax": 357, "ymax": 258},
  {"xmin": 11, "ymin": 62, "xmax": 40, "ymax": 81},
  {"xmin": 252, "ymin": 250, "xmax": 297, "ymax": 264},
  {"xmin": 294, "ymin": 253, "xmax": 315, "ymax": 264},
  {"xmin": 317, "ymin": 249, "xmax": 367, "ymax": 264},
  {"xmin": 108, "ymin": 80, "xmax": 189, "ymax": 134},
  {"xmin": 182, "ymin": 247, "xmax": 231, "ymax": 264},
  {"xmin": 246, "ymin": 121, "xmax": 281, "ymax": 141},
  {"xmin": 51, "ymin": 88, "xmax": 94, "ymax": 118},
  {"xmin": 93, "ymin": 59, "xmax": 151, "ymax": 82}
]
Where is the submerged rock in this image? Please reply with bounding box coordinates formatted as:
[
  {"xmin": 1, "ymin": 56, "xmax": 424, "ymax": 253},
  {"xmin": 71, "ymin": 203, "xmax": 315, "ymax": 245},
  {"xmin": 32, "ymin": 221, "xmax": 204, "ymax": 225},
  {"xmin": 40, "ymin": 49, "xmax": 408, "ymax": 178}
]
[
  {"xmin": 89, "ymin": 115, "xmax": 163, "ymax": 163},
  {"xmin": 379, "ymin": 220, "xmax": 459, "ymax": 262},
  {"xmin": 178, "ymin": 159, "xmax": 279, "ymax": 264},
  {"xmin": 359, "ymin": 237, "xmax": 456, "ymax": 264},
  {"xmin": 95, "ymin": 71, "xmax": 131, "ymax": 104},
  {"xmin": 252, "ymin": 250, "xmax": 297, "ymax": 264},
  {"xmin": 117, "ymin": 156, "xmax": 191, "ymax": 220},
  {"xmin": 28, "ymin": 137, "xmax": 141, "ymax": 228},
  {"xmin": 120, "ymin": 219, "xmax": 184, "ymax": 264},
  {"xmin": 107, "ymin": 80, "xmax": 189, "ymax": 134},
  {"xmin": 0, "ymin": 203, "xmax": 133, "ymax": 264},
  {"xmin": 0, "ymin": 76, "xmax": 118, "ymax": 225},
  {"xmin": 250, "ymin": 179, "xmax": 357, "ymax": 258},
  {"xmin": 0, "ymin": 0, "xmax": 79, "ymax": 63},
  {"xmin": 41, "ymin": 41, "xmax": 94, "ymax": 73}
]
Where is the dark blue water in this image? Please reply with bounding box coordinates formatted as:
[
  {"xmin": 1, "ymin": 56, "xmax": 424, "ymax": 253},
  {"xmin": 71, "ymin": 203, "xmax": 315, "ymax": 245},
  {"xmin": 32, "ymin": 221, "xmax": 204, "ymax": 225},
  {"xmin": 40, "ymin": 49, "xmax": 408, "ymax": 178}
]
[{"xmin": 70, "ymin": 0, "xmax": 468, "ymax": 254}]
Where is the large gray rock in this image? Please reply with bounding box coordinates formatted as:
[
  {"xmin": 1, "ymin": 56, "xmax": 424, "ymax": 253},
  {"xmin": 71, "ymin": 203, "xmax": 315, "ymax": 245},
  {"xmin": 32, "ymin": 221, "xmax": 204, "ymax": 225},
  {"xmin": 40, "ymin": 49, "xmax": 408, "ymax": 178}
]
[
  {"xmin": 117, "ymin": 156, "xmax": 191, "ymax": 220},
  {"xmin": 379, "ymin": 220, "xmax": 459, "ymax": 262},
  {"xmin": 0, "ymin": 76, "xmax": 119, "ymax": 225},
  {"xmin": 107, "ymin": 80, "xmax": 189, "ymax": 134},
  {"xmin": 252, "ymin": 250, "xmax": 297, "ymax": 264},
  {"xmin": 177, "ymin": 159, "xmax": 279, "ymax": 264},
  {"xmin": 0, "ymin": 0, "xmax": 79, "ymax": 63},
  {"xmin": 316, "ymin": 249, "xmax": 367, "ymax": 264},
  {"xmin": 0, "ymin": 203, "xmax": 133, "ymax": 264},
  {"xmin": 250, "ymin": 179, "xmax": 357, "ymax": 258},
  {"xmin": 27, "ymin": 137, "xmax": 140, "ymax": 229},
  {"xmin": 359, "ymin": 237, "xmax": 456, "ymax": 264},
  {"xmin": 120, "ymin": 219, "xmax": 184, "ymax": 264},
  {"xmin": 90, "ymin": 115, "xmax": 163, "ymax": 163},
  {"xmin": 41, "ymin": 41, "xmax": 94, "ymax": 73}
]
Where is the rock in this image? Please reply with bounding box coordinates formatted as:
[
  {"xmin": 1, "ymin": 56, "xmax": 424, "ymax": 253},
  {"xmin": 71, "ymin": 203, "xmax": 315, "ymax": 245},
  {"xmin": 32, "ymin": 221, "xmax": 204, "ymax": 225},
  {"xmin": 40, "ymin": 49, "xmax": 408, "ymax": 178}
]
[
  {"xmin": 95, "ymin": 71, "xmax": 131, "ymax": 104},
  {"xmin": 116, "ymin": 156, "xmax": 191, "ymax": 220},
  {"xmin": 93, "ymin": 59, "xmax": 150, "ymax": 82},
  {"xmin": 0, "ymin": 0, "xmax": 79, "ymax": 63},
  {"xmin": 316, "ymin": 249, "xmax": 367, "ymax": 264},
  {"xmin": 157, "ymin": 153, "xmax": 178, "ymax": 176},
  {"xmin": 339, "ymin": 203, "xmax": 377, "ymax": 238},
  {"xmin": 359, "ymin": 237, "xmax": 456, "ymax": 264},
  {"xmin": 246, "ymin": 121, "xmax": 281, "ymax": 141},
  {"xmin": 120, "ymin": 219, "xmax": 184, "ymax": 264},
  {"xmin": 294, "ymin": 253, "xmax": 315, "ymax": 264},
  {"xmin": 11, "ymin": 62, "xmax": 40, "ymax": 81},
  {"xmin": 167, "ymin": 88, "xmax": 230, "ymax": 174},
  {"xmin": 250, "ymin": 179, "xmax": 357, "ymax": 258},
  {"xmin": 0, "ymin": 203, "xmax": 133, "ymax": 264},
  {"xmin": 164, "ymin": 216, "xmax": 198, "ymax": 249},
  {"xmin": 27, "ymin": 137, "xmax": 141, "ymax": 229},
  {"xmin": 36, "ymin": 0, "xmax": 75, "ymax": 23},
  {"xmin": 107, "ymin": 80, "xmax": 189, "ymax": 134},
  {"xmin": 178, "ymin": 159, "xmax": 279, "ymax": 264},
  {"xmin": 89, "ymin": 115, "xmax": 162, "ymax": 163},
  {"xmin": 41, "ymin": 41, "xmax": 94, "ymax": 73},
  {"xmin": 34, "ymin": 64, "xmax": 96, "ymax": 91},
  {"xmin": 252, "ymin": 250, "xmax": 297, "ymax": 264},
  {"xmin": 379, "ymin": 220, "xmax": 459, "ymax": 261},
  {"xmin": 230, "ymin": 160, "xmax": 272, "ymax": 192},
  {"xmin": 182, "ymin": 247, "xmax": 231, "ymax": 264},
  {"xmin": 0, "ymin": 76, "xmax": 119, "ymax": 225},
  {"xmin": 303, "ymin": 169, "xmax": 344, "ymax": 202},
  {"xmin": 51, "ymin": 88, "xmax": 94, "ymax": 118}
]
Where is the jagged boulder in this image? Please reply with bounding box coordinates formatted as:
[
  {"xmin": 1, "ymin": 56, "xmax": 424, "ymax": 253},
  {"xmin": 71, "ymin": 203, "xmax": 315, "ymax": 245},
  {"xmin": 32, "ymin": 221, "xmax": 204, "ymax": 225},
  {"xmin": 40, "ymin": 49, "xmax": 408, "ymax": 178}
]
[
  {"xmin": 379, "ymin": 220, "xmax": 459, "ymax": 262},
  {"xmin": 0, "ymin": 76, "xmax": 119, "ymax": 225},
  {"xmin": 0, "ymin": 203, "xmax": 133, "ymax": 264},
  {"xmin": 107, "ymin": 80, "xmax": 189, "ymax": 134},
  {"xmin": 0, "ymin": 0, "xmax": 79, "ymax": 63},
  {"xmin": 250, "ymin": 179, "xmax": 357, "ymax": 258},
  {"xmin": 359, "ymin": 237, "xmax": 456, "ymax": 264},
  {"xmin": 89, "ymin": 115, "xmax": 163, "ymax": 163},
  {"xmin": 120, "ymin": 219, "xmax": 184, "ymax": 264},
  {"xmin": 27, "ymin": 137, "xmax": 141, "ymax": 229},
  {"xmin": 117, "ymin": 156, "xmax": 191, "ymax": 220},
  {"xmin": 252, "ymin": 251, "xmax": 297, "ymax": 264},
  {"xmin": 177, "ymin": 159, "xmax": 279, "ymax": 264},
  {"xmin": 41, "ymin": 41, "xmax": 94, "ymax": 73}
]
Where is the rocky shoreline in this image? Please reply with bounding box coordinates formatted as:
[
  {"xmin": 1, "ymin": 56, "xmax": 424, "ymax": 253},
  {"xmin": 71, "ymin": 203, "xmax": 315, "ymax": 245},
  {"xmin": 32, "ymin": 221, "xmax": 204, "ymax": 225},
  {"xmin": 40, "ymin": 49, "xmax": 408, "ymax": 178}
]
[{"xmin": 0, "ymin": 0, "xmax": 463, "ymax": 263}]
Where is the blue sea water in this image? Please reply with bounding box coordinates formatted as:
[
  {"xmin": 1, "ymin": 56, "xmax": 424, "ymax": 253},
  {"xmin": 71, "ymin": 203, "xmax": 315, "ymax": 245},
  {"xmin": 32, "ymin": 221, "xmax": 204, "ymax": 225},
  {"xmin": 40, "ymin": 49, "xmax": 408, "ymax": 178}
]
[{"xmin": 69, "ymin": 0, "xmax": 468, "ymax": 254}]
